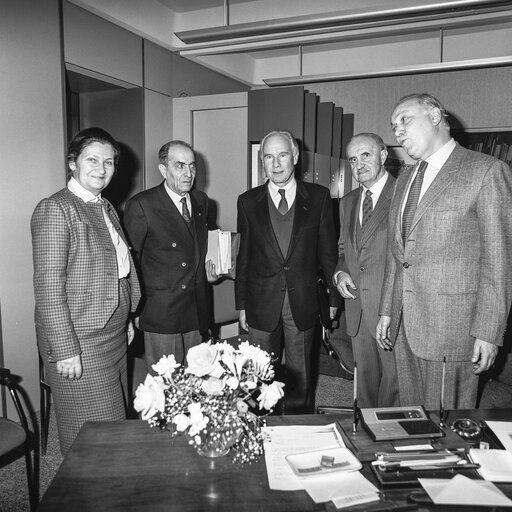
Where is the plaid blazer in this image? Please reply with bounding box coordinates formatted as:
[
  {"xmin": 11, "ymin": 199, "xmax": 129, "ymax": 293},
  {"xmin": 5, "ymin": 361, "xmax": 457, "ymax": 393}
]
[
  {"xmin": 31, "ymin": 188, "xmax": 141, "ymax": 363},
  {"xmin": 380, "ymin": 144, "xmax": 512, "ymax": 361}
]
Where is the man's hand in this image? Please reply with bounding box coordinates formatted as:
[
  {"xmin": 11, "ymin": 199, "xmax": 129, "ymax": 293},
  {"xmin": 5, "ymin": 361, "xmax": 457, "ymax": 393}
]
[
  {"xmin": 329, "ymin": 307, "xmax": 338, "ymax": 320},
  {"xmin": 471, "ymin": 338, "xmax": 498, "ymax": 374},
  {"xmin": 56, "ymin": 355, "xmax": 83, "ymax": 380},
  {"xmin": 205, "ymin": 260, "xmax": 219, "ymax": 283},
  {"xmin": 239, "ymin": 309, "xmax": 248, "ymax": 332},
  {"xmin": 376, "ymin": 315, "xmax": 393, "ymax": 350},
  {"xmin": 335, "ymin": 271, "xmax": 357, "ymax": 300}
]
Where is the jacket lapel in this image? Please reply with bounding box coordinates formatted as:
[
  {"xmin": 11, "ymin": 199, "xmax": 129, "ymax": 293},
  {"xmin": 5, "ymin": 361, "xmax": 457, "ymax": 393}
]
[
  {"xmin": 286, "ymin": 181, "xmax": 309, "ymax": 260},
  {"xmin": 408, "ymin": 145, "xmax": 462, "ymax": 237},
  {"xmin": 359, "ymin": 175, "xmax": 395, "ymax": 249},
  {"xmin": 347, "ymin": 190, "xmax": 360, "ymax": 251}
]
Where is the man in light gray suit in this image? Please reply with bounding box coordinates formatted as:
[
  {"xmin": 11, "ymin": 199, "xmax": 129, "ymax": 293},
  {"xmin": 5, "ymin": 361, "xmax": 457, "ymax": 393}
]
[
  {"xmin": 377, "ymin": 93, "xmax": 512, "ymax": 409},
  {"xmin": 334, "ymin": 133, "xmax": 398, "ymax": 407}
]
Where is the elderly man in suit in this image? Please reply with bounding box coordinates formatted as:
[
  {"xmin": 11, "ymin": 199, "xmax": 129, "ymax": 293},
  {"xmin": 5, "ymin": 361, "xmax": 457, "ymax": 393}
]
[
  {"xmin": 124, "ymin": 140, "xmax": 217, "ymax": 371},
  {"xmin": 334, "ymin": 133, "xmax": 398, "ymax": 408},
  {"xmin": 376, "ymin": 93, "xmax": 512, "ymax": 409},
  {"xmin": 236, "ymin": 130, "xmax": 341, "ymax": 414}
]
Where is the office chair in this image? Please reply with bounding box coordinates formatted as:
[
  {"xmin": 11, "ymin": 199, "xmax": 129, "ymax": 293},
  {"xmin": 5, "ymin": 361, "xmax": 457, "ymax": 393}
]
[
  {"xmin": 0, "ymin": 367, "xmax": 39, "ymax": 510},
  {"xmin": 39, "ymin": 354, "xmax": 51, "ymax": 455}
]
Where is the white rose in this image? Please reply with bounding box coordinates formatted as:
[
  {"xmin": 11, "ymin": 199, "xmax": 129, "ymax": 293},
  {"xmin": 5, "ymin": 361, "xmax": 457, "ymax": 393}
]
[
  {"xmin": 173, "ymin": 413, "xmax": 191, "ymax": 432},
  {"xmin": 187, "ymin": 402, "xmax": 209, "ymax": 436},
  {"xmin": 133, "ymin": 374, "xmax": 167, "ymax": 420},
  {"xmin": 238, "ymin": 341, "xmax": 274, "ymax": 380},
  {"xmin": 186, "ymin": 343, "xmax": 224, "ymax": 378},
  {"xmin": 257, "ymin": 381, "xmax": 285, "ymax": 410}
]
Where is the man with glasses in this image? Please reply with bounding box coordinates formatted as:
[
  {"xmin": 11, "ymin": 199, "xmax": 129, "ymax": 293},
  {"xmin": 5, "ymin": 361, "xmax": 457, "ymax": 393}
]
[{"xmin": 377, "ymin": 93, "xmax": 512, "ymax": 409}]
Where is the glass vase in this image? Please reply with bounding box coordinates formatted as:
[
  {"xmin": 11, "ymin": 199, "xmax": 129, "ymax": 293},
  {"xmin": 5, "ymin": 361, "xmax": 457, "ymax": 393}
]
[{"xmin": 193, "ymin": 427, "xmax": 241, "ymax": 458}]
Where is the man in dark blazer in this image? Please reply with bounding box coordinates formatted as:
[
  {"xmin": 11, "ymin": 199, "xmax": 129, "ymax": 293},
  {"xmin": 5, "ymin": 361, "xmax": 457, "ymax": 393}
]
[
  {"xmin": 124, "ymin": 141, "xmax": 217, "ymax": 370},
  {"xmin": 236, "ymin": 130, "xmax": 341, "ymax": 413},
  {"xmin": 334, "ymin": 133, "xmax": 398, "ymax": 408},
  {"xmin": 377, "ymin": 93, "xmax": 512, "ymax": 409}
]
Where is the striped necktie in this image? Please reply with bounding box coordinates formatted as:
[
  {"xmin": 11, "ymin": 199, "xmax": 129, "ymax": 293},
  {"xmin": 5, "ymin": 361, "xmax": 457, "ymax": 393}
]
[
  {"xmin": 361, "ymin": 189, "xmax": 373, "ymax": 229},
  {"xmin": 181, "ymin": 197, "xmax": 191, "ymax": 223},
  {"xmin": 402, "ymin": 160, "xmax": 428, "ymax": 243}
]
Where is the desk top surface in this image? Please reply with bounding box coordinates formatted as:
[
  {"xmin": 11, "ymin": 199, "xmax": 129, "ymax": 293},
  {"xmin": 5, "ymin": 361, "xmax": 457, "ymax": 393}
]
[{"xmin": 38, "ymin": 409, "xmax": 512, "ymax": 512}]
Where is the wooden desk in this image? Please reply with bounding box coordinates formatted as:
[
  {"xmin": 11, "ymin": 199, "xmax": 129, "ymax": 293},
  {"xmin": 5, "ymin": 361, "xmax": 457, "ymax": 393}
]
[{"xmin": 38, "ymin": 410, "xmax": 512, "ymax": 512}]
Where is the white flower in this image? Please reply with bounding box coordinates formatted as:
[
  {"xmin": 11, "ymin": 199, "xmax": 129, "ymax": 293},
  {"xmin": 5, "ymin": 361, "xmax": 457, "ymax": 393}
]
[
  {"xmin": 236, "ymin": 399, "xmax": 249, "ymax": 414},
  {"xmin": 224, "ymin": 375, "xmax": 239, "ymax": 390},
  {"xmin": 201, "ymin": 376, "xmax": 225, "ymax": 395},
  {"xmin": 173, "ymin": 413, "xmax": 191, "ymax": 432},
  {"xmin": 238, "ymin": 341, "xmax": 274, "ymax": 380},
  {"xmin": 152, "ymin": 355, "xmax": 180, "ymax": 380},
  {"xmin": 186, "ymin": 343, "xmax": 224, "ymax": 378},
  {"xmin": 257, "ymin": 381, "xmax": 285, "ymax": 410},
  {"xmin": 187, "ymin": 402, "xmax": 209, "ymax": 435},
  {"xmin": 133, "ymin": 374, "xmax": 167, "ymax": 420}
]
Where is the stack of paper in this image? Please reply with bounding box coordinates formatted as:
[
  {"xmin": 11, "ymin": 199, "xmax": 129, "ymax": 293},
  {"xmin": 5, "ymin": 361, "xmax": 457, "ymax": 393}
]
[
  {"xmin": 469, "ymin": 448, "xmax": 512, "ymax": 482},
  {"xmin": 206, "ymin": 230, "xmax": 232, "ymax": 275}
]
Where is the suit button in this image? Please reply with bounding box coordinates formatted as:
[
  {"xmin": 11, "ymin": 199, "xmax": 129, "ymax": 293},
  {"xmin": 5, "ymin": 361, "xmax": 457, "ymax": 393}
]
[
  {"xmin": 171, "ymin": 243, "xmax": 177, "ymax": 247},
  {"xmin": 182, "ymin": 262, "xmax": 187, "ymax": 267},
  {"xmin": 181, "ymin": 284, "xmax": 186, "ymax": 289},
  {"xmin": 47, "ymin": 350, "xmax": 51, "ymax": 355},
  {"xmin": 360, "ymin": 267, "xmax": 366, "ymax": 272},
  {"xmin": 403, "ymin": 262, "xmax": 410, "ymax": 268},
  {"xmin": 283, "ymin": 266, "xmax": 290, "ymax": 271},
  {"xmin": 281, "ymin": 287, "xmax": 286, "ymax": 292}
]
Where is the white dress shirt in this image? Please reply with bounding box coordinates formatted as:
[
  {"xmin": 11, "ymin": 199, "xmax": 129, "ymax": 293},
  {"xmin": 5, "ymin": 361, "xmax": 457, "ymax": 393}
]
[
  {"xmin": 68, "ymin": 177, "xmax": 130, "ymax": 278},
  {"xmin": 164, "ymin": 182, "xmax": 192, "ymax": 218},
  {"xmin": 267, "ymin": 178, "xmax": 297, "ymax": 210},
  {"xmin": 358, "ymin": 172, "xmax": 389, "ymax": 224}
]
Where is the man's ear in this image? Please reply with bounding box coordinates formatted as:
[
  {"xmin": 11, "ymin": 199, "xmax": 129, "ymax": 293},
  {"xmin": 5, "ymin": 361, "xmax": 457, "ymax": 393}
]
[
  {"xmin": 293, "ymin": 151, "xmax": 299, "ymax": 166},
  {"xmin": 430, "ymin": 107, "xmax": 442, "ymax": 126},
  {"xmin": 380, "ymin": 149, "xmax": 388, "ymax": 166},
  {"xmin": 158, "ymin": 164, "xmax": 166, "ymax": 178}
]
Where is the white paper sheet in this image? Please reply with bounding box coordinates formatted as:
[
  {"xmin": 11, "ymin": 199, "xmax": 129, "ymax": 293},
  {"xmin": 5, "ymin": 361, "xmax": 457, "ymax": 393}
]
[
  {"xmin": 486, "ymin": 421, "xmax": 512, "ymax": 454},
  {"xmin": 419, "ymin": 474, "xmax": 512, "ymax": 507},
  {"xmin": 262, "ymin": 424, "xmax": 345, "ymax": 490},
  {"xmin": 302, "ymin": 470, "xmax": 378, "ymax": 504}
]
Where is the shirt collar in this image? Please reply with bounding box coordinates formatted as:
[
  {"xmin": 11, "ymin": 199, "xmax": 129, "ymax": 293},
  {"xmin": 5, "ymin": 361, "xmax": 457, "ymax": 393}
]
[
  {"xmin": 164, "ymin": 181, "xmax": 189, "ymax": 204},
  {"xmin": 362, "ymin": 171, "xmax": 388, "ymax": 196},
  {"xmin": 68, "ymin": 177, "xmax": 102, "ymax": 203},
  {"xmin": 425, "ymin": 138, "xmax": 456, "ymax": 171},
  {"xmin": 267, "ymin": 178, "xmax": 296, "ymax": 198}
]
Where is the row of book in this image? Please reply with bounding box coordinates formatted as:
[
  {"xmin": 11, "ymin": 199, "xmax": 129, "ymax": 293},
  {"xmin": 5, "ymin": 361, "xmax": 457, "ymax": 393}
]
[{"xmin": 459, "ymin": 132, "xmax": 512, "ymax": 166}]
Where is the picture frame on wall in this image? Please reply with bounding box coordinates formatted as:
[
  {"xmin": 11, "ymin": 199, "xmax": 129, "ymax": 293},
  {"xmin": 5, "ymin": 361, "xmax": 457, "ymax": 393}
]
[{"xmin": 251, "ymin": 143, "xmax": 266, "ymax": 188}]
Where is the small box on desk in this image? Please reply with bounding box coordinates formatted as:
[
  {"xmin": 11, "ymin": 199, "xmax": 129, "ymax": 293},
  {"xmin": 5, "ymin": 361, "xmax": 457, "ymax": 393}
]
[{"xmin": 335, "ymin": 414, "xmax": 473, "ymax": 462}]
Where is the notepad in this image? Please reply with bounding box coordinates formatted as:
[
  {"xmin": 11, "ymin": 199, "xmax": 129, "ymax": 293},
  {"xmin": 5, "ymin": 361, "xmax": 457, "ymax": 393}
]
[{"xmin": 469, "ymin": 448, "xmax": 512, "ymax": 482}]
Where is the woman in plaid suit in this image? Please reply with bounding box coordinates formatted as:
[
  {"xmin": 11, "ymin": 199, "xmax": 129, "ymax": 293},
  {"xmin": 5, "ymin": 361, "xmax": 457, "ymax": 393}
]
[{"xmin": 31, "ymin": 128, "xmax": 140, "ymax": 455}]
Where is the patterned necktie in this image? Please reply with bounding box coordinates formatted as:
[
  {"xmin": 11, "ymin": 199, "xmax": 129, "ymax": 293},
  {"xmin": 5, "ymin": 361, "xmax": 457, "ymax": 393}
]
[
  {"xmin": 361, "ymin": 189, "xmax": 373, "ymax": 229},
  {"xmin": 402, "ymin": 160, "xmax": 428, "ymax": 243},
  {"xmin": 277, "ymin": 189, "xmax": 288, "ymax": 214},
  {"xmin": 181, "ymin": 197, "xmax": 191, "ymax": 223}
]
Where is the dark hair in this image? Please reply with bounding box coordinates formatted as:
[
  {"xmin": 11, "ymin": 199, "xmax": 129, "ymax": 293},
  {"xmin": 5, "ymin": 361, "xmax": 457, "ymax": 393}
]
[
  {"xmin": 67, "ymin": 127, "xmax": 120, "ymax": 172},
  {"xmin": 158, "ymin": 140, "xmax": 194, "ymax": 165},
  {"xmin": 349, "ymin": 133, "xmax": 387, "ymax": 152},
  {"xmin": 260, "ymin": 130, "xmax": 299, "ymax": 160}
]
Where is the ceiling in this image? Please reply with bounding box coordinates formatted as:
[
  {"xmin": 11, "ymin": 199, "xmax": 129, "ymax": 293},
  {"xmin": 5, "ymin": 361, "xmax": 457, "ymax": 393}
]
[{"xmin": 69, "ymin": 0, "xmax": 512, "ymax": 87}]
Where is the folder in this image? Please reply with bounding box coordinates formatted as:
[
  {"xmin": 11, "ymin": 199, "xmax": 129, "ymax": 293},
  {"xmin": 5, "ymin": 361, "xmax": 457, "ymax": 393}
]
[{"xmin": 206, "ymin": 230, "xmax": 240, "ymax": 279}]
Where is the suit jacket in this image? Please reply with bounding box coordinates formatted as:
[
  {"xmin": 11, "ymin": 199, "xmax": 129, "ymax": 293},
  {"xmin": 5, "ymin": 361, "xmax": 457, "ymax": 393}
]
[
  {"xmin": 380, "ymin": 143, "xmax": 512, "ymax": 361},
  {"xmin": 31, "ymin": 188, "xmax": 141, "ymax": 363},
  {"xmin": 123, "ymin": 183, "xmax": 212, "ymax": 334},
  {"xmin": 235, "ymin": 180, "xmax": 341, "ymax": 332},
  {"xmin": 336, "ymin": 174, "xmax": 395, "ymax": 337}
]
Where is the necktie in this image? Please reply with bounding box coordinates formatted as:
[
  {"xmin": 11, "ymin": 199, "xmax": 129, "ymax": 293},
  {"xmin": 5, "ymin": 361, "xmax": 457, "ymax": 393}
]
[
  {"xmin": 277, "ymin": 189, "xmax": 288, "ymax": 214},
  {"xmin": 181, "ymin": 197, "xmax": 191, "ymax": 223},
  {"xmin": 361, "ymin": 189, "xmax": 373, "ymax": 229},
  {"xmin": 402, "ymin": 160, "xmax": 428, "ymax": 243}
]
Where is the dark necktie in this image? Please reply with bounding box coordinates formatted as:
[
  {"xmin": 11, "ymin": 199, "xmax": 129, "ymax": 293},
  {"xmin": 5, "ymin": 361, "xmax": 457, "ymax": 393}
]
[
  {"xmin": 277, "ymin": 189, "xmax": 288, "ymax": 214},
  {"xmin": 361, "ymin": 189, "xmax": 373, "ymax": 230},
  {"xmin": 181, "ymin": 197, "xmax": 191, "ymax": 223},
  {"xmin": 402, "ymin": 160, "xmax": 428, "ymax": 243}
]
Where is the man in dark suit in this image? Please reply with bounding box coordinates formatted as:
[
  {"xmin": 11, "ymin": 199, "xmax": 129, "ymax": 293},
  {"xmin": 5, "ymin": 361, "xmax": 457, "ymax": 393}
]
[
  {"xmin": 236, "ymin": 130, "xmax": 341, "ymax": 413},
  {"xmin": 334, "ymin": 133, "xmax": 398, "ymax": 408},
  {"xmin": 124, "ymin": 140, "xmax": 217, "ymax": 370},
  {"xmin": 377, "ymin": 93, "xmax": 512, "ymax": 409}
]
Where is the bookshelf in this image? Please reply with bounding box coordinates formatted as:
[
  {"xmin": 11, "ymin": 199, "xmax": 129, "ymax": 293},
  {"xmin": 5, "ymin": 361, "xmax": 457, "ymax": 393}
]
[{"xmin": 452, "ymin": 129, "xmax": 512, "ymax": 167}]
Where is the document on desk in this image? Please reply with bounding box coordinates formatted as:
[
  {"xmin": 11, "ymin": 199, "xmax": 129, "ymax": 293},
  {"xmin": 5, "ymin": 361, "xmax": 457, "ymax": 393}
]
[
  {"xmin": 262, "ymin": 424, "xmax": 345, "ymax": 490},
  {"xmin": 485, "ymin": 421, "xmax": 512, "ymax": 454}
]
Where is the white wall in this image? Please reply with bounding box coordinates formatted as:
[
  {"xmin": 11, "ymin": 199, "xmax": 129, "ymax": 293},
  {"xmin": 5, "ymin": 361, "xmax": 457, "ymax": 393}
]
[{"xmin": 0, "ymin": 0, "xmax": 65, "ymax": 416}]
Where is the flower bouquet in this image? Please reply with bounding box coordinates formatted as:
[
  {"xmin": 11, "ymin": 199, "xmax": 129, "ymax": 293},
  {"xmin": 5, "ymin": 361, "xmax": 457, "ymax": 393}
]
[{"xmin": 134, "ymin": 340, "xmax": 285, "ymax": 463}]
